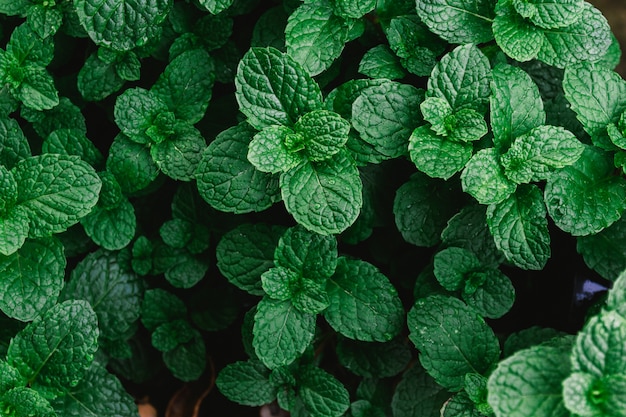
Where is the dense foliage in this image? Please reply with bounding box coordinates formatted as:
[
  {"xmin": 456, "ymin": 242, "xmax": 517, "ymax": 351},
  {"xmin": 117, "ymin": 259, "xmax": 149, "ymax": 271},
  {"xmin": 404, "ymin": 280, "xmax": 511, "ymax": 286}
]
[{"xmin": 0, "ymin": 0, "xmax": 625, "ymax": 416}]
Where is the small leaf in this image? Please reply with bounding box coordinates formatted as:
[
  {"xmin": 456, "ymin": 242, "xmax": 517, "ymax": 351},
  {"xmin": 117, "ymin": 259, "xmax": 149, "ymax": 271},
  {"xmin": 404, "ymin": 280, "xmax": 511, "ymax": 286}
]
[
  {"xmin": 577, "ymin": 216, "xmax": 626, "ymax": 281},
  {"xmin": 141, "ymin": 288, "xmax": 187, "ymax": 332},
  {"xmin": 461, "ymin": 148, "xmax": 517, "ymax": 205},
  {"xmin": 248, "ymin": 125, "xmax": 305, "ymax": 173},
  {"xmin": 391, "ymin": 365, "xmax": 450, "ymax": 417},
  {"xmin": 163, "ymin": 331, "xmax": 206, "ymax": 381},
  {"xmin": 1, "ymin": 387, "xmax": 56, "ymax": 417},
  {"xmin": 358, "ymin": 45, "xmax": 406, "ymax": 80},
  {"xmin": 433, "ymin": 247, "xmax": 482, "ymax": 291},
  {"xmin": 298, "ymin": 365, "xmax": 350, "ymax": 417},
  {"xmin": 493, "ymin": 4, "xmax": 544, "ymax": 62},
  {"xmin": 42, "ymin": 128, "xmax": 104, "ymax": 169},
  {"xmin": 416, "ymin": 0, "xmax": 496, "ymax": 44},
  {"xmin": 274, "ymin": 225, "xmax": 338, "ymax": 281},
  {"xmin": 150, "ymin": 123, "xmax": 206, "ymax": 181},
  {"xmin": 77, "ymin": 52, "xmax": 126, "ymax": 102},
  {"xmin": 114, "ymin": 87, "xmax": 169, "ymax": 144},
  {"xmin": 512, "ymin": 0, "xmax": 583, "ymax": 29},
  {"xmin": 216, "ymin": 360, "xmax": 277, "ymax": 406},
  {"xmin": 408, "ymin": 125, "xmax": 473, "ymax": 180},
  {"xmin": 81, "ymin": 199, "xmax": 136, "ymax": 251},
  {"xmin": 106, "ymin": 134, "xmax": 159, "ymax": 194},
  {"xmin": 294, "ymin": 110, "xmax": 350, "ymax": 162},
  {"xmin": 336, "ymin": 338, "xmax": 412, "ymax": 378}
]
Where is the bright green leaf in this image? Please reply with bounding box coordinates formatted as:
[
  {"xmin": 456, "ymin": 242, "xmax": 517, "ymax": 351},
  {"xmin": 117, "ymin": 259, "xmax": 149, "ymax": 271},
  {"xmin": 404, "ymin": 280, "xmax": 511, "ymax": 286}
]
[
  {"xmin": 461, "ymin": 148, "xmax": 517, "ymax": 205},
  {"xmin": 416, "ymin": 0, "xmax": 496, "ymax": 44},
  {"xmin": 408, "ymin": 125, "xmax": 473, "ymax": 180}
]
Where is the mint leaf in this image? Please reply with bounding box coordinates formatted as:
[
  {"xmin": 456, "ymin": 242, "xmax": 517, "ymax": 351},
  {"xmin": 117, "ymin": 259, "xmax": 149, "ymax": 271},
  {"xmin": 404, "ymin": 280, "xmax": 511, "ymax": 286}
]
[
  {"xmin": 18, "ymin": 67, "xmax": 59, "ymax": 111},
  {"xmin": 274, "ymin": 225, "xmax": 338, "ymax": 281},
  {"xmin": 493, "ymin": 5, "xmax": 544, "ymax": 62},
  {"xmin": 0, "ymin": 0, "xmax": 29, "ymax": 15},
  {"xmin": 0, "ymin": 206, "xmax": 28, "ymax": 257},
  {"xmin": 216, "ymin": 223, "xmax": 285, "ymax": 295},
  {"xmin": 408, "ymin": 125, "xmax": 474, "ymax": 180},
  {"xmin": 501, "ymin": 125, "xmax": 584, "ymax": 183},
  {"xmin": 0, "ymin": 117, "xmax": 30, "ymax": 170},
  {"xmin": 216, "ymin": 360, "xmax": 277, "ymax": 406},
  {"xmin": 42, "ymin": 128, "xmax": 104, "ymax": 169},
  {"xmin": 0, "ymin": 237, "xmax": 65, "ymax": 321},
  {"xmin": 563, "ymin": 62, "xmax": 626, "ymax": 149},
  {"xmin": 537, "ymin": 3, "xmax": 611, "ymax": 69},
  {"xmin": 358, "ymin": 45, "xmax": 405, "ymax": 80},
  {"xmin": 577, "ymin": 216, "xmax": 626, "ymax": 280},
  {"xmin": 248, "ymin": 125, "xmax": 305, "ymax": 173},
  {"xmin": 490, "ymin": 64, "xmax": 545, "ymax": 151},
  {"xmin": 427, "ymin": 44, "xmax": 491, "ymax": 114},
  {"xmin": 150, "ymin": 124, "xmax": 205, "ymax": 181},
  {"xmin": 7, "ymin": 300, "xmax": 98, "ymax": 394},
  {"xmin": 77, "ymin": 52, "xmax": 126, "ymax": 102},
  {"xmin": 114, "ymin": 87, "xmax": 170, "ymax": 144},
  {"xmin": 420, "ymin": 97, "xmax": 452, "ymax": 135},
  {"xmin": 81, "ymin": 199, "xmax": 136, "ymax": 250},
  {"xmin": 487, "ymin": 184, "xmax": 551, "ymax": 270},
  {"xmin": 61, "ymin": 250, "xmax": 144, "ymax": 342},
  {"xmin": 74, "ymin": 0, "xmax": 172, "ymax": 51},
  {"xmin": 28, "ymin": 6, "xmax": 63, "ymax": 39},
  {"xmin": 512, "ymin": 0, "xmax": 583, "ymax": 29},
  {"xmin": 324, "ymin": 257, "xmax": 404, "ymax": 342},
  {"xmin": 407, "ymin": 295, "xmax": 500, "ymax": 391},
  {"xmin": 298, "ymin": 365, "xmax": 350, "ymax": 417},
  {"xmin": 487, "ymin": 342, "xmax": 573, "ymax": 417},
  {"xmin": 0, "ymin": 387, "xmax": 56, "ymax": 417},
  {"xmin": 51, "ymin": 362, "xmax": 138, "ymax": 417},
  {"xmin": 261, "ymin": 266, "xmax": 300, "ymax": 301},
  {"xmin": 416, "ymin": 0, "xmax": 496, "ymax": 44},
  {"xmin": 196, "ymin": 123, "xmax": 280, "ymax": 213},
  {"xmin": 141, "ymin": 288, "xmax": 187, "ymax": 331},
  {"xmin": 294, "ymin": 110, "xmax": 350, "ymax": 162},
  {"xmin": 151, "ymin": 49, "xmax": 215, "ymax": 124},
  {"xmin": 281, "ymin": 150, "xmax": 362, "ymax": 235},
  {"xmin": 162, "ymin": 331, "xmax": 206, "ymax": 381},
  {"xmin": 106, "ymin": 134, "xmax": 159, "ymax": 194},
  {"xmin": 13, "ymin": 154, "xmax": 101, "ymax": 237},
  {"xmin": 235, "ymin": 47, "xmax": 322, "ymax": 130},
  {"xmin": 152, "ymin": 244, "xmax": 208, "ymax": 288},
  {"xmin": 545, "ymin": 146, "xmax": 626, "ymax": 235},
  {"xmin": 334, "ymin": 0, "xmax": 376, "ymax": 19},
  {"xmin": 197, "ymin": 0, "xmax": 233, "ymax": 14},
  {"xmin": 391, "ymin": 365, "xmax": 450, "ymax": 417},
  {"xmin": 463, "ymin": 268, "xmax": 515, "ymax": 319},
  {"xmin": 563, "ymin": 372, "xmax": 626, "ymax": 417},
  {"xmin": 336, "ymin": 338, "xmax": 411, "ymax": 378},
  {"xmin": 393, "ymin": 172, "xmax": 462, "ymax": 247},
  {"xmin": 152, "ymin": 319, "xmax": 195, "ymax": 352},
  {"xmin": 461, "ymin": 148, "xmax": 517, "ymax": 205},
  {"xmin": 503, "ymin": 326, "xmax": 566, "ymax": 357},
  {"xmin": 433, "ymin": 247, "xmax": 482, "ymax": 292},
  {"xmin": 352, "ymin": 81, "xmax": 424, "ymax": 159},
  {"xmin": 285, "ymin": 2, "xmax": 351, "ymax": 76},
  {"xmin": 253, "ymin": 297, "xmax": 316, "ymax": 369}
]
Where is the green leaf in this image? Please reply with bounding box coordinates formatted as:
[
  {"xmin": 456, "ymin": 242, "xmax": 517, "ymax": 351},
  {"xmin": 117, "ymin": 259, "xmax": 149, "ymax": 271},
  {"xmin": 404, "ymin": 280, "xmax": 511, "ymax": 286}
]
[
  {"xmin": 74, "ymin": 0, "xmax": 172, "ymax": 51},
  {"xmin": 407, "ymin": 295, "xmax": 500, "ymax": 391},
  {"xmin": 253, "ymin": 297, "xmax": 316, "ymax": 369},
  {"xmin": 235, "ymin": 47, "xmax": 323, "ymax": 130},
  {"xmin": 151, "ymin": 49, "xmax": 215, "ymax": 124},
  {"xmin": 0, "ymin": 117, "xmax": 30, "ymax": 170},
  {"xmin": 463, "ymin": 269, "xmax": 515, "ymax": 319},
  {"xmin": 274, "ymin": 225, "xmax": 338, "ymax": 281},
  {"xmin": 461, "ymin": 148, "xmax": 517, "ymax": 205},
  {"xmin": 281, "ymin": 150, "xmax": 362, "ymax": 235},
  {"xmin": 490, "ymin": 64, "xmax": 546, "ymax": 151},
  {"xmin": 141, "ymin": 288, "xmax": 187, "ymax": 331},
  {"xmin": 391, "ymin": 365, "xmax": 450, "ymax": 417},
  {"xmin": 487, "ymin": 184, "xmax": 551, "ymax": 270},
  {"xmin": 445, "ymin": 109, "xmax": 488, "ymax": 143},
  {"xmin": 150, "ymin": 123, "xmax": 205, "ymax": 181},
  {"xmin": 7, "ymin": 300, "xmax": 98, "ymax": 394},
  {"xmin": 13, "ymin": 154, "xmax": 101, "ymax": 237},
  {"xmin": 563, "ymin": 372, "xmax": 626, "ymax": 417},
  {"xmin": 51, "ymin": 362, "xmax": 138, "ymax": 417},
  {"xmin": 197, "ymin": 0, "xmax": 233, "ymax": 14},
  {"xmin": 106, "ymin": 134, "xmax": 160, "ymax": 194},
  {"xmin": 324, "ymin": 257, "xmax": 404, "ymax": 342},
  {"xmin": 393, "ymin": 172, "xmax": 462, "ymax": 247},
  {"xmin": 0, "ymin": 206, "xmax": 29, "ymax": 257},
  {"xmin": 17, "ymin": 67, "xmax": 59, "ymax": 111},
  {"xmin": 28, "ymin": 6, "xmax": 63, "ymax": 39},
  {"xmin": 334, "ymin": 0, "xmax": 376, "ymax": 19},
  {"xmin": 298, "ymin": 365, "xmax": 350, "ymax": 417},
  {"xmin": 77, "ymin": 52, "xmax": 126, "ymax": 102},
  {"xmin": 21, "ymin": 97, "xmax": 87, "ymax": 139},
  {"xmin": 216, "ymin": 223, "xmax": 286, "ymax": 295},
  {"xmin": 358, "ymin": 45, "xmax": 405, "ymax": 80},
  {"xmin": 577, "ymin": 216, "xmax": 626, "ymax": 281},
  {"xmin": 61, "ymin": 250, "xmax": 144, "ymax": 341},
  {"xmin": 42, "ymin": 128, "xmax": 104, "ymax": 169},
  {"xmin": 336, "ymin": 338, "xmax": 412, "ymax": 378},
  {"xmin": 153, "ymin": 245, "xmax": 208, "ymax": 288},
  {"xmin": 0, "ymin": 0, "xmax": 30, "ymax": 15},
  {"xmin": 503, "ymin": 326, "xmax": 566, "ymax": 357},
  {"xmin": 114, "ymin": 87, "xmax": 170, "ymax": 144},
  {"xmin": 545, "ymin": 146, "xmax": 626, "ymax": 236},
  {"xmin": 5, "ymin": 23, "xmax": 54, "ymax": 66},
  {"xmin": 216, "ymin": 360, "xmax": 277, "ymax": 406},
  {"xmin": 0, "ymin": 237, "xmax": 65, "ymax": 321},
  {"xmin": 416, "ymin": 0, "xmax": 496, "ymax": 44},
  {"xmin": 352, "ymin": 81, "xmax": 424, "ymax": 159},
  {"xmin": 81, "ymin": 199, "xmax": 136, "ymax": 250},
  {"xmin": 433, "ymin": 247, "xmax": 482, "ymax": 291},
  {"xmin": 261, "ymin": 266, "xmax": 300, "ymax": 301},
  {"xmin": 537, "ymin": 3, "xmax": 611, "ymax": 69},
  {"xmin": 501, "ymin": 125, "xmax": 584, "ymax": 184},
  {"xmin": 420, "ymin": 97, "xmax": 452, "ymax": 135},
  {"xmin": 196, "ymin": 123, "xmax": 280, "ymax": 213},
  {"xmin": 563, "ymin": 62, "xmax": 626, "ymax": 149},
  {"xmin": 512, "ymin": 0, "xmax": 583, "ymax": 29},
  {"xmin": 248, "ymin": 125, "xmax": 305, "ymax": 173},
  {"xmin": 285, "ymin": 2, "xmax": 351, "ymax": 76},
  {"xmin": 493, "ymin": 2, "xmax": 544, "ymax": 62},
  {"xmin": 408, "ymin": 125, "xmax": 474, "ymax": 180},
  {"xmin": 294, "ymin": 110, "xmax": 350, "ymax": 162},
  {"xmin": 0, "ymin": 387, "xmax": 56, "ymax": 417},
  {"xmin": 152, "ymin": 319, "xmax": 195, "ymax": 352},
  {"xmin": 487, "ymin": 342, "xmax": 573, "ymax": 417},
  {"xmin": 162, "ymin": 331, "xmax": 206, "ymax": 381}
]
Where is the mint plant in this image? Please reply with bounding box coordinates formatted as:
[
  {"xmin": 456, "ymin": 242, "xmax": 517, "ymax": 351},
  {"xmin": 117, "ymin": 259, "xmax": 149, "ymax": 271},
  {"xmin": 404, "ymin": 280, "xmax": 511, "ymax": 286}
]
[{"xmin": 1, "ymin": 0, "xmax": 626, "ymax": 416}]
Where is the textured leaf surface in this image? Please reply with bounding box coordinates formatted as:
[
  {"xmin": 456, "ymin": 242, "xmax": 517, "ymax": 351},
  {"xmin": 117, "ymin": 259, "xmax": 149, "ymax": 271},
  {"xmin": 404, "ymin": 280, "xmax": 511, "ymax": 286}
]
[
  {"xmin": 141, "ymin": 288, "xmax": 186, "ymax": 331},
  {"xmin": 545, "ymin": 146, "xmax": 626, "ymax": 235},
  {"xmin": 487, "ymin": 184, "xmax": 551, "ymax": 270},
  {"xmin": 196, "ymin": 124, "xmax": 280, "ymax": 213},
  {"xmin": 13, "ymin": 154, "xmax": 101, "ymax": 237},
  {"xmin": 427, "ymin": 44, "xmax": 492, "ymax": 114},
  {"xmin": 391, "ymin": 365, "xmax": 450, "ymax": 417},
  {"xmin": 42, "ymin": 128, "xmax": 104, "ymax": 169},
  {"xmin": 253, "ymin": 297, "xmax": 316, "ymax": 369},
  {"xmin": 216, "ymin": 360, "xmax": 276, "ymax": 406},
  {"xmin": 235, "ymin": 47, "xmax": 323, "ymax": 130},
  {"xmin": 324, "ymin": 257, "xmax": 404, "ymax": 342},
  {"xmin": 61, "ymin": 250, "xmax": 144, "ymax": 341},
  {"xmin": 298, "ymin": 365, "xmax": 350, "ymax": 417},
  {"xmin": 416, "ymin": 0, "xmax": 496, "ymax": 44},
  {"xmin": 336, "ymin": 338, "xmax": 411, "ymax": 378},
  {"xmin": 487, "ymin": 343, "xmax": 572, "ymax": 417},
  {"xmin": 461, "ymin": 148, "xmax": 517, "ymax": 205},
  {"xmin": 51, "ymin": 362, "xmax": 137, "ymax": 417},
  {"xmin": 577, "ymin": 216, "xmax": 626, "ymax": 280},
  {"xmin": 352, "ymin": 82, "xmax": 424, "ymax": 159},
  {"xmin": 248, "ymin": 125, "xmax": 304, "ymax": 173},
  {"xmin": 407, "ymin": 295, "xmax": 500, "ymax": 390},
  {"xmin": 285, "ymin": 3, "xmax": 350, "ymax": 76},
  {"xmin": 463, "ymin": 269, "xmax": 515, "ymax": 319},
  {"xmin": 81, "ymin": 199, "xmax": 136, "ymax": 250},
  {"xmin": 106, "ymin": 134, "xmax": 159, "ymax": 194},
  {"xmin": 0, "ymin": 117, "xmax": 30, "ymax": 170},
  {"xmin": 408, "ymin": 126, "xmax": 473, "ymax": 180},
  {"xmin": 77, "ymin": 52, "xmax": 125, "ymax": 102},
  {"xmin": 74, "ymin": 0, "xmax": 172, "ymax": 51},
  {"xmin": 493, "ymin": 6, "xmax": 544, "ymax": 62},
  {"xmin": 0, "ymin": 238, "xmax": 65, "ymax": 321},
  {"xmin": 433, "ymin": 247, "xmax": 481, "ymax": 291},
  {"xmin": 274, "ymin": 225, "xmax": 338, "ymax": 281},
  {"xmin": 216, "ymin": 223, "xmax": 285, "ymax": 295},
  {"xmin": 7, "ymin": 300, "xmax": 98, "ymax": 393},
  {"xmin": 0, "ymin": 206, "xmax": 28, "ymax": 256},
  {"xmin": 490, "ymin": 64, "xmax": 545, "ymax": 151},
  {"xmin": 294, "ymin": 110, "xmax": 350, "ymax": 162},
  {"xmin": 150, "ymin": 124, "xmax": 205, "ymax": 181},
  {"xmin": 281, "ymin": 150, "xmax": 362, "ymax": 235},
  {"xmin": 513, "ymin": 0, "xmax": 583, "ymax": 28},
  {"xmin": 358, "ymin": 45, "xmax": 405, "ymax": 80},
  {"xmin": 0, "ymin": 387, "xmax": 56, "ymax": 417},
  {"xmin": 162, "ymin": 332, "xmax": 206, "ymax": 381}
]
